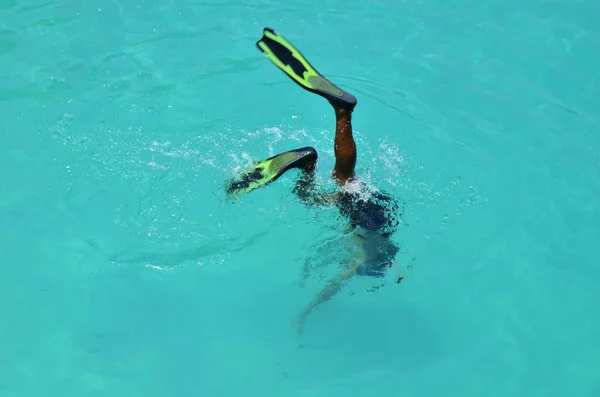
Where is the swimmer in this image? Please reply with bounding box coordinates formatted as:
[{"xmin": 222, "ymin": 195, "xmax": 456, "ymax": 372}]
[{"xmin": 226, "ymin": 28, "xmax": 401, "ymax": 334}]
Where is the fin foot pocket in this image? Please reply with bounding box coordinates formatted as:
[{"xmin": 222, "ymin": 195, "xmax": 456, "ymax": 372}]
[{"xmin": 225, "ymin": 146, "xmax": 318, "ymax": 199}]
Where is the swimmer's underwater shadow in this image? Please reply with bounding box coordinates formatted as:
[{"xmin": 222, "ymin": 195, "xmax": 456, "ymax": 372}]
[{"xmin": 105, "ymin": 231, "xmax": 265, "ymax": 268}]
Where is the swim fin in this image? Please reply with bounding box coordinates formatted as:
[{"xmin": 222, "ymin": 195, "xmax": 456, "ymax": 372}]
[
  {"xmin": 225, "ymin": 146, "xmax": 318, "ymax": 198},
  {"xmin": 256, "ymin": 27, "xmax": 357, "ymax": 111}
]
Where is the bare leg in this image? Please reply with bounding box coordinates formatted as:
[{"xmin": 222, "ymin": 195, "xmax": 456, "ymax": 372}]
[
  {"xmin": 293, "ymin": 104, "xmax": 356, "ymax": 198},
  {"xmin": 332, "ymin": 106, "xmax": 356, "ymax": 185},
  {"xmin": 293, "ymin": 159, "xmax": 337, "ymax": 206}
]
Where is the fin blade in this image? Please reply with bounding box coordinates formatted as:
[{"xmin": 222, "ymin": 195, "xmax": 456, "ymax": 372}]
[
  {"xmin": 257, "ymin": 41, "xmax": 307, "ymax": 88},
  {"xmin": 256, "ymin": 27, "xmax": 357, "ymax": 110},
  {"xmin": 257, "ymin": 29, "xmax": 319, "ymax": 91},
  {"xmin": 261, "ymin": 29, "xmax": 321, "ymax": 85}
]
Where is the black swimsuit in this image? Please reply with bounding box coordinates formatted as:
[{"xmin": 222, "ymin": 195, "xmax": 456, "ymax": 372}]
[
  {"xmin": 337, "ymin": 189, "xmax": 401, "ymax": 277},
  {"xmin": 337, "ymin": 189, "xmax": 400, "ymax": 237}
]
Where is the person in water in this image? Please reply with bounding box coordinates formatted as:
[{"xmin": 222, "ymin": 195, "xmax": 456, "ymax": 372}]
[{"xmin": 226, "ymin": 28, "xmax": 401, "ymax": 333}]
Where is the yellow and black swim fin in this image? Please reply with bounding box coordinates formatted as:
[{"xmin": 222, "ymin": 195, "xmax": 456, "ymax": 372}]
[
  {"xmin": 256, "ymin": 27, "xmax": 357, "ymax": 111},
  {"xmin": 225, "ymin": 146, "xmax": 318, "ymax": 199}
]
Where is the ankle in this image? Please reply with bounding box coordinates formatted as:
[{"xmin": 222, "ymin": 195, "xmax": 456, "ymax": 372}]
[
  {"xmin": 302, "ymin": 159, "xmax": 316, "ymax": 172},
  {"xmin": 329, "ymin": 95, "xmax": 357, "ymax": 113},
  {"xmin": 334, "ymin": 106, "xmax": 352, "ymax": 120}
]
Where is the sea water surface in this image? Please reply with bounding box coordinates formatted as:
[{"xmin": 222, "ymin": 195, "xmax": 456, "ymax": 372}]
[{"xmin": 1, "ymin": 0, "xmax": 599, "ymax": 396}]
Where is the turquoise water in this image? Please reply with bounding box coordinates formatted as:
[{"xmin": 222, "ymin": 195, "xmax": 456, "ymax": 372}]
[{"xmin": 1, "ymin": 0, "xmax": 599, "ymax": 395}]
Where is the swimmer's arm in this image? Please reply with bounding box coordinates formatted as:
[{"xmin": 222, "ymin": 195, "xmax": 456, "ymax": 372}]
[{"xmin": 295, "ymin": 258, "xmax": 361, "ymax": 333}]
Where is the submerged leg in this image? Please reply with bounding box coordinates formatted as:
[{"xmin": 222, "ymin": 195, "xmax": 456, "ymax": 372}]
[
  {"xmin": 292, "ymin": 161, "xmax": 317, "ymax": 204},
  {"xmin": 293, "ymin": 160, "xmax": 338, "ymax": 206}
]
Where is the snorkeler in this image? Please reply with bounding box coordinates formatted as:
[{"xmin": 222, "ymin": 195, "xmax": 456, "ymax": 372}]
[{"xmin": 226, "ymin": 28, "xmax": 401, "ymax": 334}]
